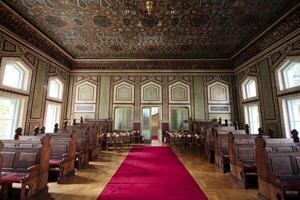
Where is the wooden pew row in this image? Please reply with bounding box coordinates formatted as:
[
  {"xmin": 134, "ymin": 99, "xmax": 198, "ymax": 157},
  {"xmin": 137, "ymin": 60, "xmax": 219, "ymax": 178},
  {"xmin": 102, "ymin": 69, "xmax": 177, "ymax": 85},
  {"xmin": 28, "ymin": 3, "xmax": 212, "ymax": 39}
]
[
  {"xmin": 1, "ymin": 135, "xmax": 51, "ymax": 196},
  {"xmin": 229, "ymin": 133, "xmax": 298, "ymax": 189},
  {"xmin": 58, "ymin": 128, "xmax": 90, "ymax": 168},
  {"xmin": 72, "ymin": 124, "xmax": 100, "ymax": 160},
  {"xmin": 214, "ymin": 129, "xmax": 246, "ymax": 173},
  {"xmin": 0, "ymin": 138, "xmax": 50, "ymax": 200},
  {"xmin": 19, "ymin": 132, "xmax": 76, "ymax": 183},
  {"xmin": 256, "ymin": 136, "xmax": 300, "ymax": 200},
  {"xmin": 203, "ymin": 125, "xmax": 236, "ymax": 163}
]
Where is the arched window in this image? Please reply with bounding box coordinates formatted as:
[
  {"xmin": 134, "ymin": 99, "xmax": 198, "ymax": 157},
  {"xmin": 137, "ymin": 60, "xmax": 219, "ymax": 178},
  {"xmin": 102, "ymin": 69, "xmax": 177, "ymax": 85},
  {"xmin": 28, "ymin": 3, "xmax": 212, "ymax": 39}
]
[
  {"xmin": 0, "ymin": 58, "xmax": 31, "ymax": 139},
  {"xmin": 278, "ymin": 58, "xmax": 300, "ymax": 90},
  {"xmin": 1, "ymin": 59, "xmax": 31, "ymax": 92},
  {"xmin": 48, "ymin": 78, "xmax": 63, "ymax": 100},
  {"xmin": 242, "ymin": 77, "xmax": 258, "ymax": 99}
]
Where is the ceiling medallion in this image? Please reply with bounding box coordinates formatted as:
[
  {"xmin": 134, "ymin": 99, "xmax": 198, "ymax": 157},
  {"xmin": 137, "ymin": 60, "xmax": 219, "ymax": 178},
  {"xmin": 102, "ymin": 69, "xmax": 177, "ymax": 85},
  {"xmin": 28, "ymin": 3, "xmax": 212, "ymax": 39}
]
[{"xmin": 124, "ymin": 0, "xmax": 178, "ymax": 28}]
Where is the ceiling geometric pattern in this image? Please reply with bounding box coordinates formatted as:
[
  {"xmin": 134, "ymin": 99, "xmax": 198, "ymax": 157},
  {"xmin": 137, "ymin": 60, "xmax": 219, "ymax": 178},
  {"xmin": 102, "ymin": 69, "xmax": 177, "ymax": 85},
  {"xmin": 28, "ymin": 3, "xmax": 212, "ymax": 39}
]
[{"xmin": 3, "ymin": 0, "xmax": 298, "ymax": 59}]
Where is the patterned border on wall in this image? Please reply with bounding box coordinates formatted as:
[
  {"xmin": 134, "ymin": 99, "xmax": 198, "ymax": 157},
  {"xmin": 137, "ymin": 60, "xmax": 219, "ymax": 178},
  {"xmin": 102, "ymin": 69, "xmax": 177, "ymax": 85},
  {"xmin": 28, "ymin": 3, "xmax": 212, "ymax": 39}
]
[
  {"xmin": 168, "ymin": 81, "xmax": 190, "ymax": 104},
  {"xmin": 73, "ymin": 59, "xmax": 233, "ymax": 70},
  {"xmin": 233, "ymin": 6, "xmax": 300, "ymax": 67},
  {"xmin": 113, "ymin": 81, "xmax": 134, "ymax": 103},
  {"xmin": 141, "ymin": 81, "xmax": 162, "ymax": 104}
]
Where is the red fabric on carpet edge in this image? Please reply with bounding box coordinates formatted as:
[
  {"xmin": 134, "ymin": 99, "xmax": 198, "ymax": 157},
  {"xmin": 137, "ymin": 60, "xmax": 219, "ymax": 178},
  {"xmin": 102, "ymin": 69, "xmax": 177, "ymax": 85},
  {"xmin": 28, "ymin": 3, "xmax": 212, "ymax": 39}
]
[{"xmin": 97, "ymin": 146, "xmax": 208, "ymax": 200}]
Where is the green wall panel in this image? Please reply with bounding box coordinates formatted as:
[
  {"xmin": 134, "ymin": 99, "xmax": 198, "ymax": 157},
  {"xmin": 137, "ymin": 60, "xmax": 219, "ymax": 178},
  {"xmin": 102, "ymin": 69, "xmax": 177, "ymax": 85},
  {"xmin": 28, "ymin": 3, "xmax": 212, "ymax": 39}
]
[
  {"xmin": 99, "ymin": 76, "xmax": 110, "ymax": 119},
  {"xmin": 193, "ymin": 76, "xmax": 205, "ymax": 120},
  {"xmin": 31, "ymin": 59, "xmax": 47, "ymax": 119},
  {"xmin": 258, "ymin": 58, "xmax": 275, "ymax": 120}
]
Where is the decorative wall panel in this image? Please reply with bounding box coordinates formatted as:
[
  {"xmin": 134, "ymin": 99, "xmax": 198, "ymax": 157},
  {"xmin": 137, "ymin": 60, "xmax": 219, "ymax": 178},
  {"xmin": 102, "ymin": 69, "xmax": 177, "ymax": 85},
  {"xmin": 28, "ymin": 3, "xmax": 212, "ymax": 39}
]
[
  {"xmin": 169, "ymin": 81, "xmax": 190, "ymax": 104},
  {"xmin": 31, "ymin": 59, "xmax": 47, "ymax": 119},
  {"xmin": 141, "ymin": 81, "xmax": 162, "ymax": 103},
  {"xmin": 113, "ymin": 82, "xmax": 134, "ymax": 103},
  {"xmin": 99, "ymin": 76, "xmax": 110, "ymax": 120},
  {"xmin": 208, "ymin": 82, "xmax": 230, "ymax": 104},
  {"xmin": 75, "ymin": 82, "xmax": 97, "ymax": 103}
]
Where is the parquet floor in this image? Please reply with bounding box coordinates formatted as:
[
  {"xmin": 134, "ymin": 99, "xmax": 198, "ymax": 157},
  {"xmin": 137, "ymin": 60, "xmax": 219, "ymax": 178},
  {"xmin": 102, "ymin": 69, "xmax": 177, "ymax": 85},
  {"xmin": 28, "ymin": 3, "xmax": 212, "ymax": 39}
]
[{"xmin": 44, "ymin": 145, "xmax": 258, "ymax": 200}]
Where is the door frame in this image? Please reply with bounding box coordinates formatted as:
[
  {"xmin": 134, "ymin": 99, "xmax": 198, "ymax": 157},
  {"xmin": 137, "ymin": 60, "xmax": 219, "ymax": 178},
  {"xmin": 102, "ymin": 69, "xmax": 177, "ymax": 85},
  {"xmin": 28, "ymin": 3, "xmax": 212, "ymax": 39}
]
[{"xmin": 141, "ymin": 105, "xmax": 162, "ymax": 143}]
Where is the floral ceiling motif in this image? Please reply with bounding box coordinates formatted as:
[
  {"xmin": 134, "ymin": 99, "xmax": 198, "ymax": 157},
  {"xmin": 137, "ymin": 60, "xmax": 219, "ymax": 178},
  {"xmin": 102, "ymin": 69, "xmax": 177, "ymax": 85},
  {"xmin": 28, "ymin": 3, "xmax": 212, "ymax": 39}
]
[{"xmin": 2, "ymin": 0, "xmax": 298, "ymax": 59}]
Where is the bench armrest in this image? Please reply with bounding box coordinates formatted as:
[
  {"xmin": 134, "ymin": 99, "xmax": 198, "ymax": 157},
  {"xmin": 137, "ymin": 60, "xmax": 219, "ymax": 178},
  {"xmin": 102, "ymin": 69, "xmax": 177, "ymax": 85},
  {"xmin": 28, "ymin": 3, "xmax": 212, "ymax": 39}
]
[{"xmin": 27, "ymin": 164, "xmax": 39, "ymax": 172}]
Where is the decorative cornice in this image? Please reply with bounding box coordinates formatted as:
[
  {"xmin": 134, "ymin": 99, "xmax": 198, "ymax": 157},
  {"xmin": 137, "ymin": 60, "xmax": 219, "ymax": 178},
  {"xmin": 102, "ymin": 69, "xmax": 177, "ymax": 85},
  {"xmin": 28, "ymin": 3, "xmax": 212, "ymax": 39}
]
[
  {"xmin": 0, "ymin": 2, "xmax": 73, "ymax": 67},
  {"xmin": 72, "ymin": 59, "xmax": 233, "ymax": 70},
  {"xmin": 233, "ymin": 4, "xmax": 300, "ymax": 67}
]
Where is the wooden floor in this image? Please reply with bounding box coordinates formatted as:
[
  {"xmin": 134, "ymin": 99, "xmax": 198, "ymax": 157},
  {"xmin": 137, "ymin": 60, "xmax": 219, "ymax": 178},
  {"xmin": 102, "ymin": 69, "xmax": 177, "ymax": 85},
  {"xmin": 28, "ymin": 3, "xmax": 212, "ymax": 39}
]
[{"xmin": 44, "ymin": 145, "xmax": 258, "ymax": 200}]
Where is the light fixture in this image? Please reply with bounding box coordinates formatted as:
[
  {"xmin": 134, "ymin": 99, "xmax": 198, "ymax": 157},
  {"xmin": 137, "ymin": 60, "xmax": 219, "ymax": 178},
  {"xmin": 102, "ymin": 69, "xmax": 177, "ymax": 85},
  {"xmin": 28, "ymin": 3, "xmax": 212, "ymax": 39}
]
[{"xmin": 124, "ymin": 0, "xmax": 178, "ymax": 28}]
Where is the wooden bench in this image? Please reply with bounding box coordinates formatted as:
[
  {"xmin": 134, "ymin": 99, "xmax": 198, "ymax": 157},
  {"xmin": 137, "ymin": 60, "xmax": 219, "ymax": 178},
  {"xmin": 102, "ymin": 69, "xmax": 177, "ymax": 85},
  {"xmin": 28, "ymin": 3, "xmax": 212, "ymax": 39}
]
[
  {"xmin": 73, "ymin": 124, "xmax": 99, "ymax": 160},
  {"xmin": 214, "ymin": 130, "xmax": 246, "ymax": 173},
  {"xmin": 0, "ymin": 146, "xmax": 41, "ymax": 200},
  {"xmin": 256, "ymin": 136, "xmax": 300, "ymax": 200},
  {"xmin": 204, "ymin": 126, "xmax": 235, "ymax": 163},
  {"xmin": 59, "ymin": 128, "xmax": 90, "ymax": 169},
  {"xmin": 19, "ymin": 133, "xmax": 76, "ymax": 183},
  {"xmin": 229, "ymin": 133, "xmax": 295, "ymax": 189},
  {"xmin": 1, "ymin": 135, "xmax": 51, "ymax": 196}
]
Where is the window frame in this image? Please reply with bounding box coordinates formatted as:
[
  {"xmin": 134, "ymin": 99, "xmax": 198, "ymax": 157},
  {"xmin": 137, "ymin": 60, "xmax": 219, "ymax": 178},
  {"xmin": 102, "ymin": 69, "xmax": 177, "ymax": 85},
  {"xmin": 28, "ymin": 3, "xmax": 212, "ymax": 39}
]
[
  {"xmin": 169, "ymin": 106, "xmax": 190, "ymax": 131},
  {"xmin": 47, "ymin": 77, "xmax": 64, "ymax": 101},
  {"xmin": 281, "ymin": 95, "xmax": 300, "ymax": 138},
  {"xmin": 241, "ymin": 76, "xmax": 259, "ymax": 101},
  {"xmin": 276, "ymin": 56, "xmax": 300, "ymax": 94},
  {"xmin": 0, "ymin": 91, "xmax": 27, "ymax": 139},
  {"xmin": 243, "ymin": 102, "xmax": 261, "ymax": 134},
  {"xmin": 44, "ymin": 101, "xmax": 62, "ymax": 133},
  {"xmin": 0, "ymin": 57, "xmax": 32, "ymax": 94},
  {"xmin": 113, "ymin": 105, "xmax": 134, "ymax": 131}
]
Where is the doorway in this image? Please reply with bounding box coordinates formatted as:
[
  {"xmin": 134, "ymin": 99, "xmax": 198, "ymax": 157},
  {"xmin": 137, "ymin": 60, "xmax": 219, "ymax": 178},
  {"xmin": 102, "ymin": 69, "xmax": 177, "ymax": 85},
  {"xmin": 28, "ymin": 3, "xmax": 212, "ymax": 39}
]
[{"xmin": 141, "ymin": 106, "xmax": 161, "ymax": 143}]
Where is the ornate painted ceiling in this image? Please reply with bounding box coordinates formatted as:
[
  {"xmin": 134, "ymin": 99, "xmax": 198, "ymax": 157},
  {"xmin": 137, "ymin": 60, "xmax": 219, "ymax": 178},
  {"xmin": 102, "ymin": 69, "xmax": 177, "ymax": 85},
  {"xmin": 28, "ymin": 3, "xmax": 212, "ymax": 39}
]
[{"xmin": 2, "ymin": 0, "xmax": 298, "ymax": 60}]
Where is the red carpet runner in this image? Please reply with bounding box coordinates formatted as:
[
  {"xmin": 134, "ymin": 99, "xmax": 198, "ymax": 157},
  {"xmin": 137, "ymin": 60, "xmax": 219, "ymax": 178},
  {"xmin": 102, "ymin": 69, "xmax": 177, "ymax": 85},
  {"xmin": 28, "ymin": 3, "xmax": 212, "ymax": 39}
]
[{"xmin": 97, "ymin": 146, "xmax": 208, "ymax": 200}]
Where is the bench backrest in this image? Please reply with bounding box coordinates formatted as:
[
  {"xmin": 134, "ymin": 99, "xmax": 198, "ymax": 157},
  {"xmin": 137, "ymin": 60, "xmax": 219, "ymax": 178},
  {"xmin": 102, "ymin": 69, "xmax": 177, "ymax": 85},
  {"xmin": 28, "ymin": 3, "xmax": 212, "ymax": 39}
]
[
  {"xmin": 50, "ymin": 143, "xmax": 69, "ymax": 158},
  {"xmin": 267, "ymin": 152, "xmax": 300, "ymax": 176},
  {"xmin": 236, "ymin": 143, "xmax": 256, "ymax": 161},
  {"xmin": 255, "ymin": 136, "xmax": 300, "ymax": 180},
  {"xmin": 1, "ymin": 147, "xmax": 41, "ymax": 169}
]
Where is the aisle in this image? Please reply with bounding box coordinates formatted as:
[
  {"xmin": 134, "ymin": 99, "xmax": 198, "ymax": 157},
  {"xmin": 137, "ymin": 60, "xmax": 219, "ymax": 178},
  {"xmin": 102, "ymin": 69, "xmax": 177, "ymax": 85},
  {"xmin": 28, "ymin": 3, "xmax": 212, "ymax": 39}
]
[{"xmin": 97, "ymin": 146, "xmax": 208, "ymax": 200}]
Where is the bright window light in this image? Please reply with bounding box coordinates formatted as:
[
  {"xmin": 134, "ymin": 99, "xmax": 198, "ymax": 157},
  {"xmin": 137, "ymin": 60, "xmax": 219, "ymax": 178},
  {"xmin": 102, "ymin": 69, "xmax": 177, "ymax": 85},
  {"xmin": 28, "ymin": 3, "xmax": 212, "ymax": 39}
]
[
  {"xmin": 286, "ymin": 98, "xmax": 300, "ymax": 137},
  {"xmin": 0, "ymin": 96, "xmax": 22, "ymax": 139},
  {"xmin": 244, "ymin": 104, "xmax": 260, "ymax": 134},
  {"xmin": 2, "ymin": 63, "xmax": 24, "ymax": 90},
  {"xmin": 283, "ymin": 62, "xmax": 300, "ymax": 89},
  {"xmin": 48, "ymin": 78, "xmax": 63, "ymax": 100},
  {"xmin": 45, "ymin": 102, "xmax": 61, "ymax": 132},
  {"xmin": 242, "ymin": 77, "xmax": 257, "ymax": 99}
]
